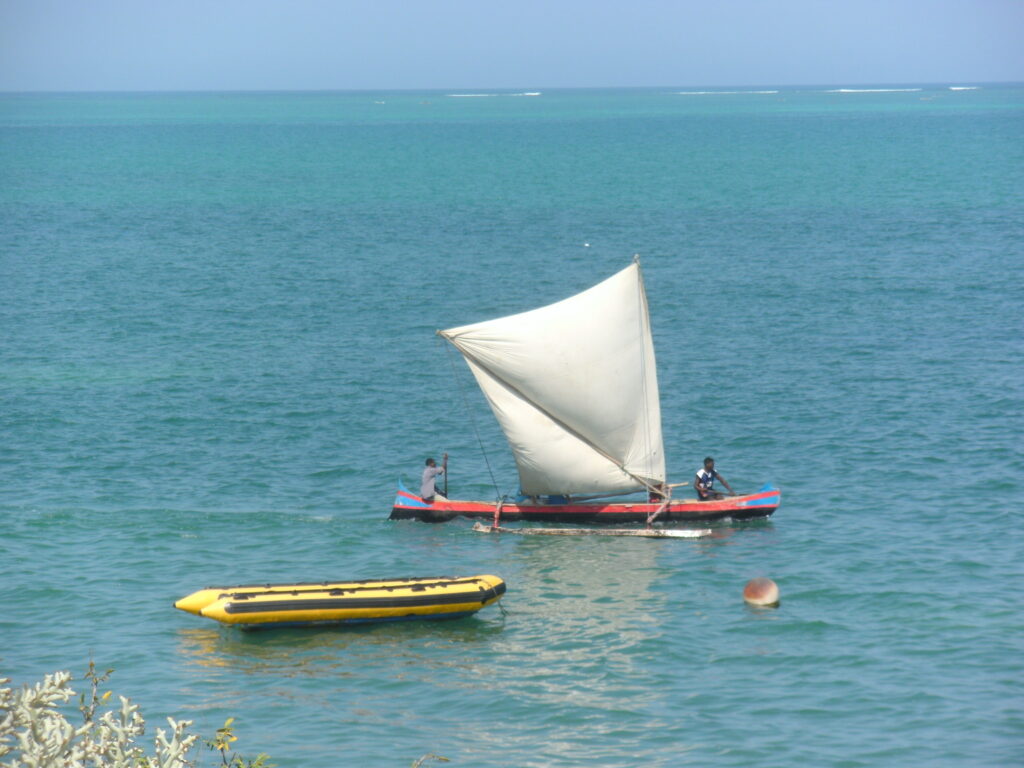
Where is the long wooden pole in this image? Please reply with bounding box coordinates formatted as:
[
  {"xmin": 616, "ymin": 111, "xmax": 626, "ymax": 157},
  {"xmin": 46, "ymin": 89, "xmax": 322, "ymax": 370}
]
[{"xmin": 568, "ymin": 482, "xmax": 687, "ymax": 503}]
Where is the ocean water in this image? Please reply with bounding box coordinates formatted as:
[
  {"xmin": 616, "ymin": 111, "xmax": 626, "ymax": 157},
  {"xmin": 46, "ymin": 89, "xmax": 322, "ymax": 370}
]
[{"xmin": 1, "ymin": 85, "xmax": 1022, "ymax": 767}]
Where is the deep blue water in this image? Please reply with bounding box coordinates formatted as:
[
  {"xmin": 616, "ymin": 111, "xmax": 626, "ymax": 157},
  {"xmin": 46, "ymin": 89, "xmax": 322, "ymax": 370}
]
[{"xmin": 1, "ymin": 86, "xmax": 1022, "ymax": 766}]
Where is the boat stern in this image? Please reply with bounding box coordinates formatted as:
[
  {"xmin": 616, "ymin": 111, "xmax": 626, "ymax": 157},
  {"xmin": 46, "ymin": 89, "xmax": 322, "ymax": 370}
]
[
  {"xmin": 391, "ymin": 479, "xmax": 466, "ymax": 521},
  {"xmin": 394, "ymin": 479, "xmax": 431, "ymax": 506},
  {"xmin": 732, "ymin": 484, "xmax": 781, "ymax": 517}
]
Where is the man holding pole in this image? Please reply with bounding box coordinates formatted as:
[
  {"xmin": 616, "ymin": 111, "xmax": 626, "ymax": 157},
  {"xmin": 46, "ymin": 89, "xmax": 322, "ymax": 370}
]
[{"xmin": 420, "ymin": 453, "xmax": 447, "ymax": 503}]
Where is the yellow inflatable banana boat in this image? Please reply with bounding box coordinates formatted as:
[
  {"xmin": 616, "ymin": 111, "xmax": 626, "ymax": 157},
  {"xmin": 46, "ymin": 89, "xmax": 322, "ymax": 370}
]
[{"xmin": 174, "ymin": 574, "xmax": 506, "ymax": 629}]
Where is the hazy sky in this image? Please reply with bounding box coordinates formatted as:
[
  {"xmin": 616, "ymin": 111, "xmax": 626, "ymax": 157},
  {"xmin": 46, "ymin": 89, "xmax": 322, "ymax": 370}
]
[{"xmin": 2, "ymin": 0, "xmax": 1022, "ymax": 91}]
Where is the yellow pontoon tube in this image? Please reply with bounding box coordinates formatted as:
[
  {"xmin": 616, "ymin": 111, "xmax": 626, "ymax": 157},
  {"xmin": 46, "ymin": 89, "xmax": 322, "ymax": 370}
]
[{"xmin": 174, "ymin": 574, "xmax": 506, "ymax": 629}]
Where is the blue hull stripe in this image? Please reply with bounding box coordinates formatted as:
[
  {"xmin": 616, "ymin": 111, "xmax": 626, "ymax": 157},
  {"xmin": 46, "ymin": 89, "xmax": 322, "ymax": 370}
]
[{"xmin": 395, "ymin": 479, "xmax": 432, "ymax": 508}]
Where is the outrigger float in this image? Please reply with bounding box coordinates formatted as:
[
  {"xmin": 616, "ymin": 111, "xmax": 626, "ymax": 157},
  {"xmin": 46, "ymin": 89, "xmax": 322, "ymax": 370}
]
[
  {"xmin": 174, "ymin": 575, "xmax": 506, "ymax": 629},
  {"xmin": 390, "ymin": 259, "xmax": 780, "ymax": 532},
  {"xmin": 471, "ymin": 522, "xmax": 713, "ymax": 538}
]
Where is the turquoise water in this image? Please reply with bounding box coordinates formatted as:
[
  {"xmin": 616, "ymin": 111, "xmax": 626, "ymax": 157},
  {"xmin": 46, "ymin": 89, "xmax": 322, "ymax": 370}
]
[{"xmin": 2, "ymin": 86, "xmax": 1022, "ymax": 766}]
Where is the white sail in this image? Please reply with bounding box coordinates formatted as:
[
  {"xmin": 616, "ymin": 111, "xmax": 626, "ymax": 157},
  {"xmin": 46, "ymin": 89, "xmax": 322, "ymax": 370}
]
[{"xmin": 440, "ymin": 262, "xmax": 665, "ymax": 496}]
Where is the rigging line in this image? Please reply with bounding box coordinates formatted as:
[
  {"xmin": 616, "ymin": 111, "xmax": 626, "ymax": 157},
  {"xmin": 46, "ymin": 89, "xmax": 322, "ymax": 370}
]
[{"xmin": 441, "ymin": 334, "xmax": 502, "ymax": 501}]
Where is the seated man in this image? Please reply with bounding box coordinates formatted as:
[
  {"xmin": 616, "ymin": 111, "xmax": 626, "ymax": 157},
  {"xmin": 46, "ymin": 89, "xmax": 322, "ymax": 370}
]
[
  {"xmin": 695, "ymin": 456, "xmax": 734, "ymax": 501},
  {"xmin": 420, "ymin": 453, "xmax": 447, "ymax": 503}
]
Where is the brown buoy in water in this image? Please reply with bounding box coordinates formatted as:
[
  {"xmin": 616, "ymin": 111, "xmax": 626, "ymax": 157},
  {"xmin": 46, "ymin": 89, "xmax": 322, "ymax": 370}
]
[{"xmin": 743, "ymin": 577, "xmax": 780, "ymax": 607}]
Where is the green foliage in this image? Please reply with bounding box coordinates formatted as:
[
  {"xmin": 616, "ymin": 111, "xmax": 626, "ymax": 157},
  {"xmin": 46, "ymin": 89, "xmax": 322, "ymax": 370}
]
[
  {"xmin": 0, "ymin": 663, "xmax": 269, "ymax": 768},
  {"xmin": 2, "ymin": 663, "xmax": 444, "ymax": 766},
  {"xmin": 206, "ymin": 718, "xmax": 271, "ymax": 768}
]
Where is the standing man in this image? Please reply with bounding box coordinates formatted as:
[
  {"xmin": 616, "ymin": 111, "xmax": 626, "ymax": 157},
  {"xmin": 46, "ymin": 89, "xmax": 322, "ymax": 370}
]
[
  {"xmin": 695, "ymin": 456, "xmax": 734, "ymax": 500},
  {"xmin": 421, "ymin": 453, "xmax": 448, "ymax": 502}
]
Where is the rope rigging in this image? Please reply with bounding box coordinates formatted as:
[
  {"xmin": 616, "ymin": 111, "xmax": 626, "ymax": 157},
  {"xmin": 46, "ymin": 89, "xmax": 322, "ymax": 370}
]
[{"xmin": 441, "ymin": 335, "xmax": 503, "ymax": 501}]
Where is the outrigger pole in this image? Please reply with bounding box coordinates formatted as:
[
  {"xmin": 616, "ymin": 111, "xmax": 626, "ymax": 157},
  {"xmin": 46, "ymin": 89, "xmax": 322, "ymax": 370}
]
[{"xmin": 567, "ymin": 482, "xmax": 688, "ymax": 504}]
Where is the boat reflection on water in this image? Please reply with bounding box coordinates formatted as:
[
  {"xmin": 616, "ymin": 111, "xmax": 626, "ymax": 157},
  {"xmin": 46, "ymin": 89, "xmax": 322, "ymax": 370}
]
[
  {"xmin": 173, "ymin": 519, "xmax": 772, "ymax": 686},
  {"xmin": 478, "ymin": 533, "xmax": 684, "ymax": 705},
  {"xmin": 171, "ymin": 518, "xmax": 775, "ymax": 766},
  {"xmin": 174, "ymin": 613, "xmax": 507, "ymax": 678},
  {"xmin": 687, "ymin": 517, "xmax": 777, "ymax": 556}
]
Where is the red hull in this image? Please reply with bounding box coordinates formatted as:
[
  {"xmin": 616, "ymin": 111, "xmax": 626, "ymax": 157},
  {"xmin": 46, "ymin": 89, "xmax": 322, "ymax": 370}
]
[{"xmin": 390, "ymin": 486, "xmax": 780, "ymax": 524}]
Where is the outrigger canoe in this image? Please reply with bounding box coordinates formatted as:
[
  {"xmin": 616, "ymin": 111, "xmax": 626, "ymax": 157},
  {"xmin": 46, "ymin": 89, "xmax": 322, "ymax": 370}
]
[
  {"xmin": 390, "ymin": 481, "xmax": 781, "ymax": 524},
  {"xmin": 174, "ymin": 574, "xmax": 506, "ymax": 629},
  {"xmin": 394, "ymin": 260, "xmax": 780, "ymax": 530}
]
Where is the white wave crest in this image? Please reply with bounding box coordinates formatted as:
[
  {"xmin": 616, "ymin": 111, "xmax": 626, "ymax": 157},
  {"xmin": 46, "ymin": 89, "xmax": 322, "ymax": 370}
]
[
  {"xmin": 949, "ymin": 86, "xmax": 979, "ymax": 91},
  {"xmin": 827, "ymin": 88, "xmax": 923, "ymax": 93},
  {"xmin": 675, "ymin": 90, "xmax": 779, "ymax": 95}
]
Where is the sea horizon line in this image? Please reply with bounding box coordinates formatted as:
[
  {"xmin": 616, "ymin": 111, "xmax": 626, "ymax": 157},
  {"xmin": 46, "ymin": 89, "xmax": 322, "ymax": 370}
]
[{"xmin": 1, "ymin": 80, "xmax": 1020, "ymax": 97}]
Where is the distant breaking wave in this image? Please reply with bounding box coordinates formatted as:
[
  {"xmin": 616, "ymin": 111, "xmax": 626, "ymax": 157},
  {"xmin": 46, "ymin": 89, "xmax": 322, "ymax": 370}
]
[
  {"xmin": 676, "ymin": 90, "xmax": 779, "ymax": 95},
  {"xmin": 447, "ymin": 92, "xmax": 542, "ymax": 98},
  {"xmin": 827, "ymin": 88, "xmax": 923, "ymax": 93},
  {"xmin": 949, "ymin": 86, "xmax": 979, "ymax": 91}
]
